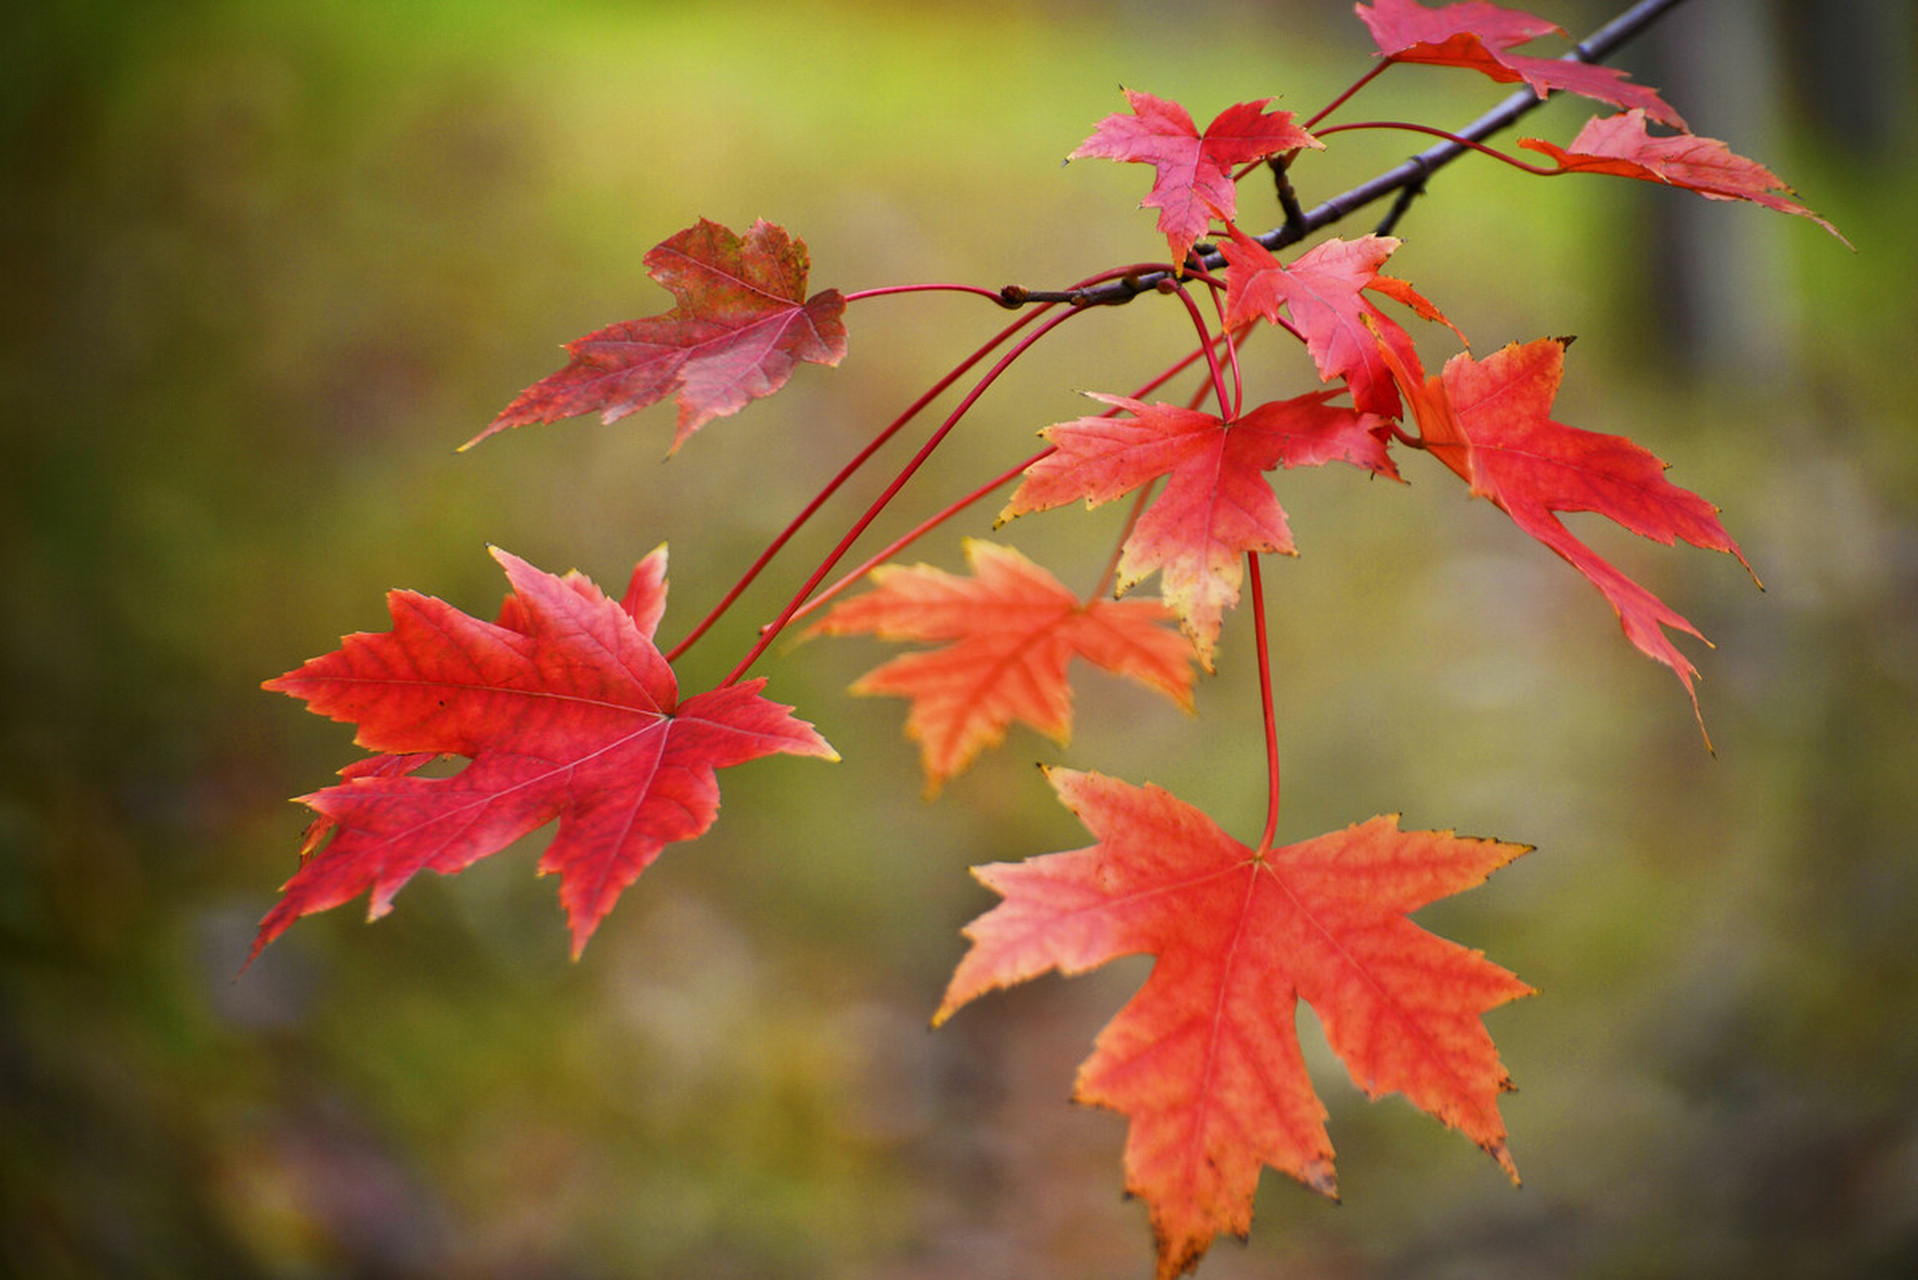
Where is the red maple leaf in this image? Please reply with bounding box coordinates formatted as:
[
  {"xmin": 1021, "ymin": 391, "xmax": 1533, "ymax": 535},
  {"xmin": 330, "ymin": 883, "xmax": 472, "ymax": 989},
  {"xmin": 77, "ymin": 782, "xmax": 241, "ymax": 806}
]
[
  {"xmin": 937, "ymin": 768, "xmax": 1531, "ymax": 1280},
  {"xmin": 809, "ymin": 540, "xmax": 1196, "ymax": 796},
  {"xmin": 1004, "ymin": 393, "xmax": 1397, "ymax": 668},
  {"xmin": 1070, "ymin": 90, "xmax": 1322, "ymax": 269},
  {"xmin": 257, "ymin": 546, "xmax": 836, "ymax": 962},
  {"xmin": 1356, "ymin": 0, "xmax": 1686, "ymax": 129},
  {"xmin": 1221, "ymin": 224, "xmax": 1462, "ymax": 417},
  {"xmin": 1521, "ymin": 110, "xmax": 1849, "ymax": 243},
  {"xmin": 472, "ymin": 218, "xmax": 848, "ymax": 452},
  {"xmin": 1375, "ymin": 335, "xmax": 1752, "ymax": 726}
]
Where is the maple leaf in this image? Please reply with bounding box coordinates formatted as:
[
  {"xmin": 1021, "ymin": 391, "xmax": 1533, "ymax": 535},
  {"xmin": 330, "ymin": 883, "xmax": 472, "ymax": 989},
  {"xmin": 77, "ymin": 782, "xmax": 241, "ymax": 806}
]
[
  {"xmin": 1356, "ymin": 0, "xmax": 1686, "ymax": 129},
  {"xmin": 1004, "ymin": 393, "xmax": 1398, "ymax": 668},
  {"xmin": 937, "ymin": 768, "xmax": 1531, "ymax": 1280},
  {"xmin": 1221, "ymin": 224, "xmax": 1462, "ymax": 417},
  {"xmin": 809, "ymin": 540, "xmax": 1195, "ymax": 796},
  {"xmin": 257, "ymin": 546, "xmax": 836, "ymax": 962},
  {"xmin": 1070, "ymin": 90, "xmax": 1322, "ymax": 269},
  {"xmin": 1520, "ymin": 110, "xmax": 1850, "ymax": 244},
  {"xmin": 472, "ymin": 218, "xmax": 848, "ymax": 452},
  {"xmin": 1374, "ymin": 334, "xmax": 1751, "ymax": 726}
]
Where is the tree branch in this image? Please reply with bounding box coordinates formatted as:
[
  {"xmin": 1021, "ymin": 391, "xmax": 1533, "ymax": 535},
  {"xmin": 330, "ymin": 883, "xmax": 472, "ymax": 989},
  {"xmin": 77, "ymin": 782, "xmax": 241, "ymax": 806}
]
[{"xmin": 1006, "ymin": 0, "xmax": 1690, "ymax": 308}]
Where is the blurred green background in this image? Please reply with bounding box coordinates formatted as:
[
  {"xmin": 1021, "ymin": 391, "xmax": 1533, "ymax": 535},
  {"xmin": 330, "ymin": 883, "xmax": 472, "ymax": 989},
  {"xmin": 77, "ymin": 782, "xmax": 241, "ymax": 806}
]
[{"xmin": 5, "ymin": 1, "xmax": 1915, "ymax": 1276}]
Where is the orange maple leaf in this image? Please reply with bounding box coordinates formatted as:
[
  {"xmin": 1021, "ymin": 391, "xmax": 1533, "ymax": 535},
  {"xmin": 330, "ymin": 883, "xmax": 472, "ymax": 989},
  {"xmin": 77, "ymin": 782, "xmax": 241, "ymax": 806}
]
[
  {"xmin": 1004, "ymin": 393, "xmax": 1398, "ymax": 668},
  {"xmin": 1375, "ymin": 335, "xmax": 1753, "ymax": 729},
  {"xmin": 1520, "ymin": 110, "xmax": 1849, "ymax": 244},
  {"xmin": 472, "ymin": 218, "xmax": 848, "ymax": 452},
  {"xmin": 937, "ymin": 768, "xmax": 1531, "ymax": 1280},
  {"xmin": 809, "ymin": 540, "xmax": 1195, "ymax": 796}
]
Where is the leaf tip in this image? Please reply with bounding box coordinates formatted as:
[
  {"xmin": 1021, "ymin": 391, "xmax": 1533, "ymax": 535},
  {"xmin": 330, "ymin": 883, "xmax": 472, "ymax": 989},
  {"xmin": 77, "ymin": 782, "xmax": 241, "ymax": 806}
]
[
  {"xmin": 1301, "ymin": 1157, "xmax": 1340, "ymax": 1201},
  {"xmin": 1490, "ymin": 1140, "xmax": 1522, "ymax": 1187},
  {"xmin": 456, "ymin": 417, "xmax": 508, "ymax": 453}
]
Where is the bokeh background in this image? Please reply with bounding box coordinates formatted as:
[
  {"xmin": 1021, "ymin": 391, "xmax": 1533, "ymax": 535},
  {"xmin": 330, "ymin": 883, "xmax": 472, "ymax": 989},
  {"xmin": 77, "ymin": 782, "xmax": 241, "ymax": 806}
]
[{"xmin": 5, "ymin": 1, "xmax": 1915, "ymax": 1276}]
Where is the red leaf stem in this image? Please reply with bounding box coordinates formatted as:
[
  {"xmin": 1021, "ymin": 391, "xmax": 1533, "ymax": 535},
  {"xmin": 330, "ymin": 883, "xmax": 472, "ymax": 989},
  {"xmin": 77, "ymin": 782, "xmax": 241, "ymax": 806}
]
[
  {"xmin": 1162, "ymin": 280, "xmax": 1235, "ymax": 421},
  {"xmin": 665, "ymin": 304, "xmax": 1056, "ymax": 662},
  {"xmin": 782, "ymin": 447, "xmax": 1056, "ymax": 629},
  {"xmin": 1304, "ymin": 61, "xmax": 1392, "ymax": 130},
  {"xmin": 1310, "ymin": 120, "xmax": 1554, "ymax": 173},
  {"xmin": 1247, "ymin": 552, "xmax": 1281, "ymax": 855},
  {"xmin": 722, "ymin": 305, "xmax": 1097, "ymax": 686}
]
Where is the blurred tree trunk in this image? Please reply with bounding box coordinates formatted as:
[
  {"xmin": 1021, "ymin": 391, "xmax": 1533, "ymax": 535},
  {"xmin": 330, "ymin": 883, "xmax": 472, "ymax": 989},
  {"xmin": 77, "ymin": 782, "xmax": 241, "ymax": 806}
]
[
  {"xmin": 1781, "ymin": 0, "xmax": 1917, "ymax": 158},
  {"xmin": 1640, "ymin": 0, "xmax": 1914, "ymax": 380}
]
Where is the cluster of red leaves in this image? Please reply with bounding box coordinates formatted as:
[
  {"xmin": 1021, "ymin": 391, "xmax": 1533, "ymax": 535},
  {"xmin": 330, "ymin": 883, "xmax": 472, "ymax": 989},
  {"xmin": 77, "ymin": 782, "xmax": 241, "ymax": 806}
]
[
  {"xmin": 259, "ymin": 3, "xmax": 1840, "ymax": 1277},
  {"xmin": 822, "ymin": 2, "xmax": 1817, "ymax": 1266}
]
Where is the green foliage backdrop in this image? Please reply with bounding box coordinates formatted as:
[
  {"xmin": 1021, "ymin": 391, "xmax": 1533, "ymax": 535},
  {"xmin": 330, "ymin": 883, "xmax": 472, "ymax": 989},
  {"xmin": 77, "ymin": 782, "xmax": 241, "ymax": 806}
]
[{"xmin": 4, "ymin": 2, "xmax": 1915, "ymax": 1276}]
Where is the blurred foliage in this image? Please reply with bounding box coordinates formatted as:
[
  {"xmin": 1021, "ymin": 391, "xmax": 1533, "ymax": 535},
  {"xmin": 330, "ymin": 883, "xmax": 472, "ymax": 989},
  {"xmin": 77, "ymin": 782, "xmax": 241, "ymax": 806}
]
[{"xmin": 3, "ymin": 1, "xmax": 1915, "ymax": 1277}]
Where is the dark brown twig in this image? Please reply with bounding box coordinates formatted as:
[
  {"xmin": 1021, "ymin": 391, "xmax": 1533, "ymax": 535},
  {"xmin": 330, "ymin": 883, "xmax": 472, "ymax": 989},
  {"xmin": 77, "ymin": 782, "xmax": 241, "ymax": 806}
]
[{"xmin": 1000, "ymin": 0, "xmax": 1690, "ymax": 308}]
